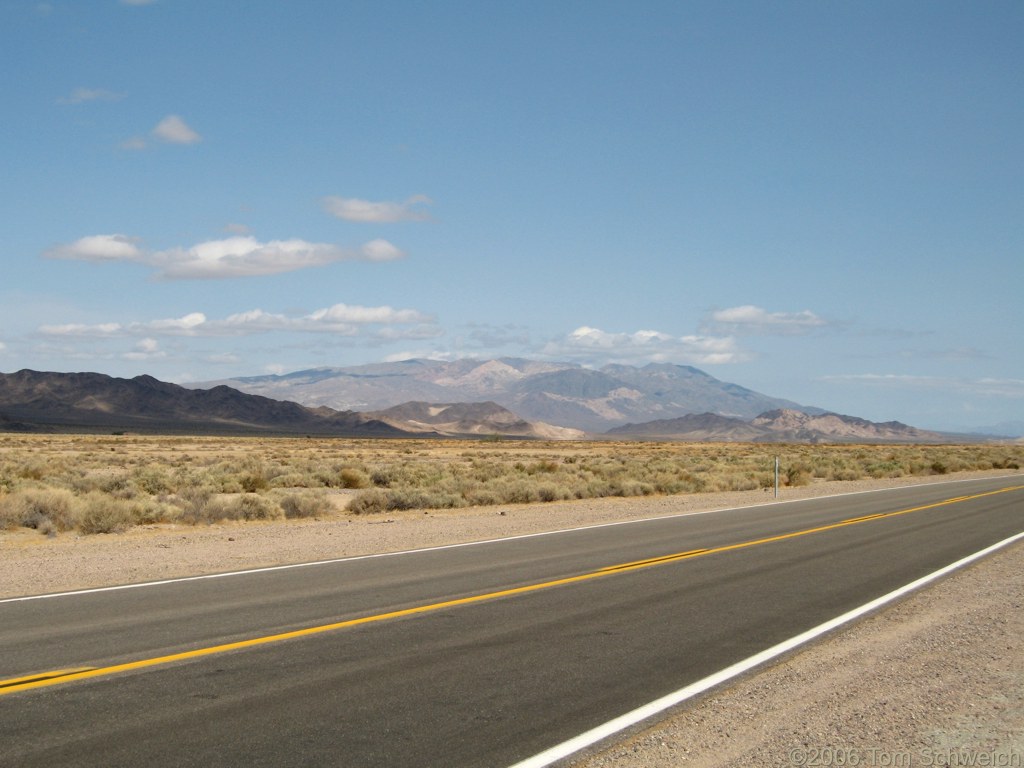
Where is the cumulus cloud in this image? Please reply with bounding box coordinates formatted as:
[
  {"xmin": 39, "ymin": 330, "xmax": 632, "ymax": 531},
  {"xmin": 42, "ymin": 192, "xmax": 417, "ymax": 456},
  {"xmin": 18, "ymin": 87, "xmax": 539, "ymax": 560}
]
[
  {"xmin": 59, "ymin": 87, "xmax": 125, "ymax": 105},
  {"xmin": 323, "ymin": 195, "xmax": 432, "ymax": 223},
  {"xmin": 703, "ymin": 305, "xmax": 827, "ymax": 335},
  {"xmin": 45, "ymin": 234, "xmax": 143, "ymax": 262},
  {"xmin": 544, "ymin": 325, "xmax": 745, "ymax": 365},
  {"xmin": 44, "ymin": 234, "xmax": 405, "ymax": 279},
  {"xmin": 38, "ymin": 303, "xmax": 436, "ymax": 340},
  {"xmin": 152, "ymin": 115, "xmax": 201, "ymax": 144}
]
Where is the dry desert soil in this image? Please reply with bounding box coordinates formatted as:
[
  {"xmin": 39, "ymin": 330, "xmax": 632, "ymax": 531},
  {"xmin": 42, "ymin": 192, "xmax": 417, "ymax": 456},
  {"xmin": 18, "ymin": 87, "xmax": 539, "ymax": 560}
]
[{"xmin": 2, "ymin": 470, "xmax": 1022, "ymax": 767}]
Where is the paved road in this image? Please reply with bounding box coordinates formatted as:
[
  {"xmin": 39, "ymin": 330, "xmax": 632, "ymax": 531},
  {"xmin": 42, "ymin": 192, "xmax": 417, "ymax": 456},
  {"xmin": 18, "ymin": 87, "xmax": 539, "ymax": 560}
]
[{"xmin": 1, "ymin": 476, "xmax": 1022, "ymax": 767}]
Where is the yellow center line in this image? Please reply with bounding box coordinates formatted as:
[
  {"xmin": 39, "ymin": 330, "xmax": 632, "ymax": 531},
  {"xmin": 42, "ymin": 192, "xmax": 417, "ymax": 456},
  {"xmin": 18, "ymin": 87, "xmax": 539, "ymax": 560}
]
[
  {"xmin": 0, "ymin": 667, "xmax": 96, "ymax": 689},
  {"xmin": 3, "ymin": 484, "xmax": 1021, "ymax": 698}
]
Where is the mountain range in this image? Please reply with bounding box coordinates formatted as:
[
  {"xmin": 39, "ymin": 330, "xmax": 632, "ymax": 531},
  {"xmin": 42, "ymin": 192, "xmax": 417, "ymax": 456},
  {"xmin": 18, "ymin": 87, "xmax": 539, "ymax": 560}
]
[
  {"xmin": 0, "ymin": 364, "xmax": 995, "ymax": 443},
  {"xmin": 196, "ymin": 358, "xmax": 817, "ymax": 433}
]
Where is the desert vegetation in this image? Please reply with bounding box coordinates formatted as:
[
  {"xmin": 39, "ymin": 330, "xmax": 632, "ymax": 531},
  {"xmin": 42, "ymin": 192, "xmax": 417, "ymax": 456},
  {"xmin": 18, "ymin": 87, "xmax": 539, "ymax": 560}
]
[{"xmin": 0, "ymin": 434, "xmax": 1019, "ymax": 535}]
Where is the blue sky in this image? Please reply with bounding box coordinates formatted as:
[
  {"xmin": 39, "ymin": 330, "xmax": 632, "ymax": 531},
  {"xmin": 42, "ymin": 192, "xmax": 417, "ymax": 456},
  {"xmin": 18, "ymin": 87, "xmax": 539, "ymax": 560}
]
[{"xmin": 1, "ymin": 1, "xmax": 1021, "ymax": 433}]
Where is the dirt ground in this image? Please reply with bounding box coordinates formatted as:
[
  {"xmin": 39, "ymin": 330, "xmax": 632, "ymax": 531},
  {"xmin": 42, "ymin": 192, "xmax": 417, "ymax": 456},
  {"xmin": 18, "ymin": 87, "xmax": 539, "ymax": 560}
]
[{"xmin": 2, "ymin": 470, "xmax": 1022, "ymax": 766}]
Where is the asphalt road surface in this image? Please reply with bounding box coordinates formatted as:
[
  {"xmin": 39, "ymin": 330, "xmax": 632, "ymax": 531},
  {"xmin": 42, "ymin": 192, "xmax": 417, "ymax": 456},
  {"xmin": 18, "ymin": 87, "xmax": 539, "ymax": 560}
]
[{"xmin": 2, "ymin": 476, "xmax": 1022, "ymax": 767}]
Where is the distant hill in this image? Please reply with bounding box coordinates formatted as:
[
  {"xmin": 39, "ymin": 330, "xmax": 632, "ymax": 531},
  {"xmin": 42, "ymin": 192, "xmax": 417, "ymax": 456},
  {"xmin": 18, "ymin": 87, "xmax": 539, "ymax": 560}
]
[
  {"xmin": 365, "ymin": 401, "xmax": 584, "ymax": 440},
  {"xmin": 0, "ymin": 370, "xmax": 411, "ymax": 436},
  {"xmin": 0, "ymin": 370, "xmax": 582, "ymax": 439},
  {"xmin": 195, "ymin": 358, "xmax": 817, "ymax": 433},
  {"xmin": 607, "ymin": 408, "xmax": 951, "ymax": 443}
]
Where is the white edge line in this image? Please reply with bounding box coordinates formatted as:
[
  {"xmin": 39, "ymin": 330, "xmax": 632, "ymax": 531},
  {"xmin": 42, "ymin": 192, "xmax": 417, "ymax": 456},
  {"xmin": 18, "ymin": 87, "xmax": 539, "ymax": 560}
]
[
  {"xmin": 506, "ymin": 530, "xmax": 1024, "ymax": 768},
  {"xmin": 1, "ymin": 474, "xmax": 1016, "ymax": 604}
]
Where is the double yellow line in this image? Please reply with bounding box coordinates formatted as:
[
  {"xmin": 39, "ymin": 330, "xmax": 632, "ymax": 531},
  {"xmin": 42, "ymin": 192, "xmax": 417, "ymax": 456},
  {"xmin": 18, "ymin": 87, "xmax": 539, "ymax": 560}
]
[{"xmin": 2, "ymin": 484, "xmax": 1020, "ymax": 698}]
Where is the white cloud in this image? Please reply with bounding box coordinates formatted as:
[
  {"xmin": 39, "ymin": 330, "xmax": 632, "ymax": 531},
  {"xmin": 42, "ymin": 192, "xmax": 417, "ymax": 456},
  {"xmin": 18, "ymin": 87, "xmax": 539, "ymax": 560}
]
[
  {"xmin": 59, "ymin": 87, "xmax": 125, "ymax": 105},
  {"xmin": 45, "ymin": 234, "xmax": 143, "ymax": 262},
  {"xmin": 150, "ymin": 237, "xmax": 406, "ymax": 279},
  {"xmin": 359, "ymin": 238, "xmax": 405, "ymax": 261},
  {"xmin": 544, "ymin": 325, "xmax": 745, "ymax": 365},
  {"xmin": 703, "ymin": 305, "xmax": 827, "ymax": 335},
  {"xmin": 38, "ymin": 303, "xmax": 435, "ymax": 340},
  {"xmin": 308, "ymin": 304, "xmax": 425, "ymax": 325},
  {"xmin": 323, "ymin": 195, "xmax": 432, "ymax": 223},
  {"xmin": 148, "ymin": 312, "xmax": 207, "ymax": 332},
  {"xmin": 152, "ymin": 115, "xmax": 201, "ymax": 144},
  {"xmin": 44, "ymin": 234, "xmax": 406, "ymax": 279}
]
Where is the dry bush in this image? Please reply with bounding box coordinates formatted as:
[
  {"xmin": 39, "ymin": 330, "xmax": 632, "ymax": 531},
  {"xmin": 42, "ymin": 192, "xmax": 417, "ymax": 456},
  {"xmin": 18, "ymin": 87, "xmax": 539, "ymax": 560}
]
[
  {"xmin": 174, "ymin": 487, "xmax": 219, "ymax": 525},
  {"xmin": 78, "ymin": 493, "xmax": 136, "ymax": 534},
  {"xmin": 227, "ymin": 494, "xmax": 284, "ymax": 521},
  {"xmin": 0, "ymin": 488, "xmax": 79, "ymax": 534},
  {"xmin": 348, "ymin": 489, "xmax": 388, "ymax": 515},
  {"xmin": 338, "ymin": 467, "xmax": 371, "ymax": 489},
  {"xmin": 279, "ymin": 490, "xmax": 333, "ymax": 519}
]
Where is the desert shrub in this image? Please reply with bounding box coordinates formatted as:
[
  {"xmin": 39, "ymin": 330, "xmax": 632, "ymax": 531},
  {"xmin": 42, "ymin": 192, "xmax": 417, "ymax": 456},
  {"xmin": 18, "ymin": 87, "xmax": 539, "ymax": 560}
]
[
  {"xmin": 279, "ymin": 490, "xmax": 333, "ymax": 519},
  {"xmin": 866, "ymin": 461, "xmax": 904, "ymax": 479},
  {"xmin": 238, "ymin": 458, "xmax": 270, "ymax": 492},
  {"xmin": 829, "ymin": 468, "xmax": 863, "ymax": 481},
  {"xmin": 0, "ymin": 488, "xmax": 79, "ymax": 533},
  {"xmin": 495, "ymin": 478, "xmax": 539, "ymax": 504},
  {"xmin": 78, "ymin": 493, "xmax": 136, "ymax": 534},
  {"xmin": 370, "ymin": 468, "xmax": 397, "ymax": 488},
  {"xmin": 348, "ymin": 490, "xmax": 389, "ymax": 515},
  {"xmin": 228, "ymin": 494, "xmax": 284, "ymax": 521},
  {"xmin": 16, "ymin": 459, "xmax": 49, "ymax": 481},
  {"xmin": 338, "ymin": 467, "xmax": 371, "ymax": 489},
  {"xmin": 133, "ymin": 466, "xmax": 174, "ymax": 495},
  {"xmin": 536, "ymin": 483, "xmax": 572, "ymax": 502},
  {"xmin": 175, "ymin": 487, "xmax": 219, "ymax": 524},
  {"xmin": 785, "ymin": 464, "xmax": 812, "ymax": 487},
  {"xmin": 130, "ymin": 497, "xmax": 177, "ymax": 525},
  {"xmin": 462, "ymin": 488, "xmax": 502, "ymax": 507}
]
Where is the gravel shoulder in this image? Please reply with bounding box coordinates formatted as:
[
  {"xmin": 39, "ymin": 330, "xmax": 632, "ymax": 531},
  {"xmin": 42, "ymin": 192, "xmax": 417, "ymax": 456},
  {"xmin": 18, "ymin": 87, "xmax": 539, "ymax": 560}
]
[{"xmin": 2, "ymin": 470, "xmax": 1021, "ymax": 766}]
